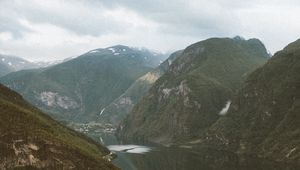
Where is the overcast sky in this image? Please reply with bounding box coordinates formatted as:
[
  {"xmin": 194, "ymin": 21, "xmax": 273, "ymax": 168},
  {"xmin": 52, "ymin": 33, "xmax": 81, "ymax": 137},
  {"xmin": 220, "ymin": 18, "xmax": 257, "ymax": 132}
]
[{"xmin": 1, "ymin": 0, "xmax": 300, "ymax": 61}]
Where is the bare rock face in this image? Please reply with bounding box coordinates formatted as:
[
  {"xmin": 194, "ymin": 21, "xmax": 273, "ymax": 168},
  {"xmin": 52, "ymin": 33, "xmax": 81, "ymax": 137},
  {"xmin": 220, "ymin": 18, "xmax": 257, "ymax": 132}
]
[{"xmin": 39, "ymin": 91, "xmax": 79, "ymax": 110}]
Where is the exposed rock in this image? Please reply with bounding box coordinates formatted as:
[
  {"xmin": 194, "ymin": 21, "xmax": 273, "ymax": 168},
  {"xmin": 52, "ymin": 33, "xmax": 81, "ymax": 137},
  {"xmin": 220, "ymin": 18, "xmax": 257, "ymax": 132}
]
[{"xmin": 39, "ymin": 91, "xmax": 79, "ymax": 110}]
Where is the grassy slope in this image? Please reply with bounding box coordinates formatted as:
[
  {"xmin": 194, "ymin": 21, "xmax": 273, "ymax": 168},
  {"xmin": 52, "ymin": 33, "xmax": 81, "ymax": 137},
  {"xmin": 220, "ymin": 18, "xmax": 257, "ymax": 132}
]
[
  {"xmin": 201, "ymin": 39, "xmax": 300, "ymax": 164},
  {"xmin": 0, "ymin": 46, "xmax": 160, "ymax": 123},
  {"xmin": 99, "ymin": 50, "xmax": 183, "ymax": 126},
  {"xmin": 0, "ymin": 84, "xmax": 118, "ymax": 169}
]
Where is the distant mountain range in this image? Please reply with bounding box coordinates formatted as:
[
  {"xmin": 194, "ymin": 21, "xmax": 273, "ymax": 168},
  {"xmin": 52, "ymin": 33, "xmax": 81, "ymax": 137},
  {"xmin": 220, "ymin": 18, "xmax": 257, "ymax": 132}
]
[
  {"xmin": 0, "ymin": 54, "xmax": 35, "ymax": 76},
  {"xmin": 0, "ymin": 54, "xmax": 63, "ymax": 77},
  {"xmin": 0, "ymin": 45, "xmax": 167, "ymax": 123},
  {"xmin": 1, "ymin": 37, "xmax": 299, "ymax": 167}
]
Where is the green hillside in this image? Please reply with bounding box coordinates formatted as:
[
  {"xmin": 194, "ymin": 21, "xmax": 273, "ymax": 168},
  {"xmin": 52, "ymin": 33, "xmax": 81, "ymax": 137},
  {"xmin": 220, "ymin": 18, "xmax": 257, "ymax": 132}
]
[
  {"xmin": 118, "ymin": 37, "xmax": 269, "ymax": 145},
  {"xmin": 197, "ymin": 39, "xmax": 300, "ymax": 164},
  {"xmin": 98, "ymin": 50, "xmax": 182, "ymax": 126},
  {"xmin": 0, "ymin": 45, "xmax": 165, "ymax": 123},
  {"xmin": 0, "ymin": 84, "xmax": 118, "ymax": 169}
]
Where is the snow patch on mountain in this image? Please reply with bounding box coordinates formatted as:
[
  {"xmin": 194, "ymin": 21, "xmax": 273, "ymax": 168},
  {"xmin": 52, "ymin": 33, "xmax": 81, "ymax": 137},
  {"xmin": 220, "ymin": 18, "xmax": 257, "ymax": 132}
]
[
  {"xmin": 219, "ymin": 100, "xmax": 231, "ymax": 115},
  {"xmin": 100, "ymin": 108, "xmax": 106, "ymax": 116},
  {"xmin": 89, "ymin": 50, "xmax": 99, "ymax": 53},
  {"xmin": 108, "ymin": 48, "xmax": 116, "ymax": 53}
]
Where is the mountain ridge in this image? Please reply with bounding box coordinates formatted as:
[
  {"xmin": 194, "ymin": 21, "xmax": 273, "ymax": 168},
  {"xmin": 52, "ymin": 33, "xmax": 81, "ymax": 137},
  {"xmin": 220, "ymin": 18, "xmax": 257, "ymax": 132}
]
[
  {"xmin": 98, "ymin": 50, "xmax": 183, "ymax": 126},
  {"xmin": 117, "ymin": 37, "xmax": 270, "ymax": 145},
  {"xmin": 0, "ymin": 45, "xmax": 167, "ymax": 123},
  {"xmin": 197, "ymin": 38, "xmax": 300, "ymax": 164}
]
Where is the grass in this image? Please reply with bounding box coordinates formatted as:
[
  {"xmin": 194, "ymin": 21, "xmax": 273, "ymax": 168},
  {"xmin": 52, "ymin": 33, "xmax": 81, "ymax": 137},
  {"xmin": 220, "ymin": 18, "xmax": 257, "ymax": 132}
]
[{"xmin": 0, "ymin": 84, "xmax": 118, "ymax": 169}]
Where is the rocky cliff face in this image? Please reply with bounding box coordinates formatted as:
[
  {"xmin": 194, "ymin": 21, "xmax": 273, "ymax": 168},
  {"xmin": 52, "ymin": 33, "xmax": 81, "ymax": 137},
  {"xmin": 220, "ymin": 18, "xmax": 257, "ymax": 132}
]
[
  {"xmin": 0, "ymin": 84, "xmax": 118, "ymax": 169},
  {"xmin": 118, "ymin": 37, "xmax": 269, "ymax": 145}
]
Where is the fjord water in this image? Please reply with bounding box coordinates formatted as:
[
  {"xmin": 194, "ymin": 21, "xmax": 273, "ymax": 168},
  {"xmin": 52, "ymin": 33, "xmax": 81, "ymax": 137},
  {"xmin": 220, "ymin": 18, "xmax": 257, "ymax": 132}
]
[{"xmin": 88, "ymin": 132, "xmax": 296, "ymax": 170}]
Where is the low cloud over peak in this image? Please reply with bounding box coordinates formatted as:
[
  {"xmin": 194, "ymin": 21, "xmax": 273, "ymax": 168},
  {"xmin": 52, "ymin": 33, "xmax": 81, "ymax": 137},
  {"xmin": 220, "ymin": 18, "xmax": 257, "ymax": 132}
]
[{"xmin": 1, "ymin": 0, "xmax": 300, "ymax": 61}]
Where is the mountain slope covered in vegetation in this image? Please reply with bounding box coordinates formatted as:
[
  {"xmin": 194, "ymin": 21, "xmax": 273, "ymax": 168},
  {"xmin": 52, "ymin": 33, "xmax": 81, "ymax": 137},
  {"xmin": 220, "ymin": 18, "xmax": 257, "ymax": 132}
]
[
  {"xmin": 118, "ymin": 37, "xmax": 270, "ymax": 144},
  {"xmin": 0, "ymin": 84, "xmax": 118, "ymax": 169},
  {"xmin": 98, "ymin": 50, "xmax": 183, "ymax": 126},
  {"xmin": 0, "ymin": 45, "xmax": 165, "ymax": 123},
  {"xmin": 197, "ymin": 39, "xmax": 300, "ymax": 164}
]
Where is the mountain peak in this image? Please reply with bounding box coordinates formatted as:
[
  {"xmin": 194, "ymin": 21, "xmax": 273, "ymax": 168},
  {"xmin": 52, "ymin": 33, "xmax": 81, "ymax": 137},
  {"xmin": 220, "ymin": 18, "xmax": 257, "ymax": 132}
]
[
  {"xmin": 233, "ymin": 35, "xmax": 246, "ymax": 41},
  {"xmin": 118, "ymin": 36, "xmax": 269, "ymax": 145}
]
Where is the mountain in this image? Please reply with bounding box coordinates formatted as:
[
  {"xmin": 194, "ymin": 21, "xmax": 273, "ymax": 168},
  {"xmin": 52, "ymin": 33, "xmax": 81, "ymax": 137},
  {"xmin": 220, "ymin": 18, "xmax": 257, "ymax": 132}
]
[
  {"xmin": 0, "ymin": 54, "xmax": 35, "ymax": 76},
  {"xmin": 0, "ymin": 62, "xmax": 13, "ymax": 77},
  {"xmin": 98, "ymin": 50, "xmax": 183, "ymax": 126},
  {"xmin": 117, "ymin": 37, "xmax": 270, "ymax": 145},
  {"xmin": 32, "ymin": 60, "xmax": 65, "ymax": 68},
  {"xmin": 0, "ymin": 45, "xmax": 166, "ymax": 123},
  {"xmin": 0, "ymin": 54, "xmax": 62, "ymax": 77},
  {"xmin": 194, "ymin": 39, "xmax": 300, "ymax": 164},
  {"xmin": 0, "ymin": 84, "xmax": 118, "ymax": 169}
]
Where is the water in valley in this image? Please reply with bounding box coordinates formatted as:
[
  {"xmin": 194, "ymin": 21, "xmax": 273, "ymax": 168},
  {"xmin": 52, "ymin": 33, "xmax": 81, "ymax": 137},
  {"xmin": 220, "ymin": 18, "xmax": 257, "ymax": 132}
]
[{"xmin": 87, "ymin": 132, "xmax": 298, "ymax": 170}]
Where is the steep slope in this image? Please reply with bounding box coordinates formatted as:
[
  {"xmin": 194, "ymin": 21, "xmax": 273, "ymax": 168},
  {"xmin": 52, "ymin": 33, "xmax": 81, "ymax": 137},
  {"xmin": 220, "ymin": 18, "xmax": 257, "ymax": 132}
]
[
  {"xmin": 118, "ymin": 37, "xmax": 269, "ymax": 145},
  {"xmin": 0, "ymin": 84, "xmax": 118, "ymax": 169},
  {"xmin": 0, "ymin": 45, "xmax": 165, "ymax": 123},
  {"xmin": 98, "ymin": 50, "xmax": 182, "ymax": 126},
  {"xmin": 197, "ymin": 39, "xmax": 300, "ymax": 164}
]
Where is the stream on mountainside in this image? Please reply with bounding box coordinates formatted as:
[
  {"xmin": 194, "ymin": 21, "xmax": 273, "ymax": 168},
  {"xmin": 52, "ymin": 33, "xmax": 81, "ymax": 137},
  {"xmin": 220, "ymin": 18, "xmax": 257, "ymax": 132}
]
[{"xmin": 85, "ymin": 132, "xmax": 297, "ymax": 170}]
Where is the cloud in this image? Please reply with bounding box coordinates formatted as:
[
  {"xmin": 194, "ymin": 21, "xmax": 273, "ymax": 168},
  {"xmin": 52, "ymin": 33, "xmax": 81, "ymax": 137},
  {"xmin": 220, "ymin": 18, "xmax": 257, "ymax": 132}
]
[
  {"xmin": 0, "ymin": 0, "xmax": 159, "ymax": 61},
  {"xmin": 0, "ymin": 0, "xmax": 300, "ymax": 61},
  {"xmin": 1, "ymin": 0, "xmax": 147, "ymax": 36}
]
